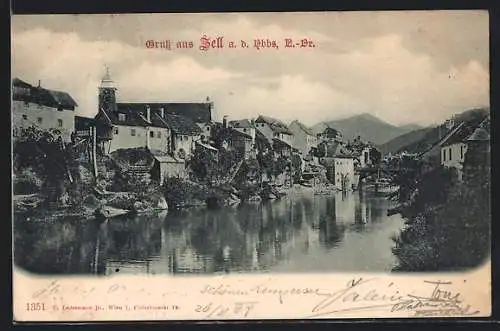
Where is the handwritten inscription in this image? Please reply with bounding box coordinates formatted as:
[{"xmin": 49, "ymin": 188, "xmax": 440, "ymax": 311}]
[
  {"xmin": 199, "ymin": 278, "xmax": 480, "ymax": 318},
  {"xmin": 26, "ymin": 277, "xmax": 480, "ymax": 319},
  {"xmin": 391, "ymin": 281, "xmax": 479, "ymax": 317},
  {"xmin": 195, "ymin": 301, "xmax": 257, "ymax": 319}
]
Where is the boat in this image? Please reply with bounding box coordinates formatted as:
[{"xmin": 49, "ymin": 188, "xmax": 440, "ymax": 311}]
[
  {"xmin": 94, "ymin": 205, "xmax": 132, "ymax": 220},
  {"xmin": 373, "ymin": 178, "xmax": 399, "ymax": 195}
]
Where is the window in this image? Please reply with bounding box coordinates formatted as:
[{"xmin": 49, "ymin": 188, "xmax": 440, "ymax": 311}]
[
  {"xmin": 37, "ymin": 117, "xmax": 42, "ymax": 124},
  {"xmin": 442, "ymin": 149, "xmax": 446, "ymax": 162},
  {"xmin": 206, "ymin": 126, "xmax": 210, "ymax": 131},
  {"xmin": 157, "ymin": 131, "xmax": 161, "ymax": 138},
  {"xmin": 113, "ymin": 127, "xmax": 119, "ymax": 135},
  {"xmin": 460, "ymin": 145, "xmax": 464, "ymax": 159},
  {"xmin": 243, "ymin": 128, "xmax": 247, "ymax": 132},
  {"xmin": 118, "ymin": 113, "xmax": 126, "ymax": 121},
  {"xmin": 57, "ymin": 119, "xmax": 63, "ymax": 127},
  {"xmin": 449, "ymin": 147, "xmax": 452, "ymax": 160},
  {"xmin": 150, "ymin": 131, "xmax": 154, "ymax": 138},
  {"xmin": 131, "ymin": 128, "xmax": 136, "ymax": 136},
  {"xmin": 22, "ymin": 115, "xmax": 27, "ymax": 120},
  {"xmin": 183, "ymin": 136, "xmax": 188, "ymax": 141},
  {"xmin": 57, "ymin": 105, "xmax": 64, "ymax": 111}
]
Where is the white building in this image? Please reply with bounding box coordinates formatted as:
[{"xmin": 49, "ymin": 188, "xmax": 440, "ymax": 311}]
[
  {"xmin": 12, "ymin": 78, "xmax": 78, "ymax": 142},
  {"xmin": 333, "ymin": 153, "xmax": 356, "ymax": 191},
  {"xmin": 440, "ymin": 112, "xmax": 490, "ymax": 180}
]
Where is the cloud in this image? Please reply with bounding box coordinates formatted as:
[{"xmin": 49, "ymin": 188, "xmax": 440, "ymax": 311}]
[{"xmin": 11, "ymin": 13, "xmax": 489, "ymax": 127}]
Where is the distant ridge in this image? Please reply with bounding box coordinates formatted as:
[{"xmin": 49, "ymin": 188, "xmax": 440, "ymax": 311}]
[
  {"xmin": 379, "ymin": 127, "xmax": 433, "ymax": 155},
  {"xmin": 312, "ymin": 113, "xmax": 423, "ymax": 145}
]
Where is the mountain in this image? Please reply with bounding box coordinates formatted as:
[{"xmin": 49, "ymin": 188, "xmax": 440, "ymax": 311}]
[
  {"xmin": 312, "ymin": 113, "xmax": 422, "ymax": 145},
  {"xmin": 379, "ymin": 127, "xmax": 433, "ymax": 155}
]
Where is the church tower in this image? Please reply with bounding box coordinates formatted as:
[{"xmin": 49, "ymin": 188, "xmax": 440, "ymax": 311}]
[{"xmin": 98, "ymin": 65, "xmax": 117, "ymax": 113}]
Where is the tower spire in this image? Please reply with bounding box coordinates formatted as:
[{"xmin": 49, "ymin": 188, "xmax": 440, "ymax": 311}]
[{"xmin": 100, "ymin": 64, "xmax": 116, "ymax": 89}]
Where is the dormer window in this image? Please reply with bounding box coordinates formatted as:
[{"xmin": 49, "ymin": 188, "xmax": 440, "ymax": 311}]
[{"xmin": 118, "ymin": 113, "xmax": 126, "ymax": 121}]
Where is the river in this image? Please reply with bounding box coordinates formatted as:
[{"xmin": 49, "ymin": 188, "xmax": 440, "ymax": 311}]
[{"xmin": 13, "ymin": 188, "xmax": 405, "ymax": 275}]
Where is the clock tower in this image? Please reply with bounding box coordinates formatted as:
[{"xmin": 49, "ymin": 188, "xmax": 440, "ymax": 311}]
[{"xmin": 98, "ymin": 65, "xmax": 117, "ymax": 113}]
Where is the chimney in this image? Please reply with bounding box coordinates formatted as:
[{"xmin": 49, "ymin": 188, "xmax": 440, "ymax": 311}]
[
  {"xmin": 146, "ymin": 105, "xmax": 151, "ymax": 122},
  {"xmin": 223, "ymin": 115, "xmax": 228, "ymax": 128},
  {"xmin": 37, "ymin": 80, "xmax": 41, "ymax": 88},
  {"xmin": 160, "ymin": 107, "xmax": 165, "ymax": 118}
]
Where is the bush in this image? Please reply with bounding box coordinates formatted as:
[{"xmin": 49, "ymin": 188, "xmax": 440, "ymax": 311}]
[
  {"xmin": 163, "ymin": 177, "xmax": 207, "ymax": 207},
  {"xmin": 393, "ymin": 160, "xmax": 490, "ymax": 271},
  {"xmin": 13, "ymin": 167, "xmax": 43, "ymax": 195}
]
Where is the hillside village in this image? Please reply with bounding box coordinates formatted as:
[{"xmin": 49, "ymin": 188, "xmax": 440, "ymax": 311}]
[{"xmin": 12, "ymin": 69, "xmax": 490, "ymax": 221}]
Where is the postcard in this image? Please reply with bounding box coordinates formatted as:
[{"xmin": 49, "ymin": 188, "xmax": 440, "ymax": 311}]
[{"xmin": 11, "ymin": 11, "xmax": 491, "ymax": 322}]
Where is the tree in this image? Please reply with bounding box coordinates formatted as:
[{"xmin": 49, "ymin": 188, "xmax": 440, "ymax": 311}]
[{"xmin": 369, "ymin": 147, "xmax": 382, "ymax": 165}]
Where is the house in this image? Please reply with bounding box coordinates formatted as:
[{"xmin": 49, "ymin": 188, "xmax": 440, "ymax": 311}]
[
  {"xmin": 94, "ymin": 68, "xmax": 207, "ymax": 157},
  {"xmin": 288, "ymin": 120, "xmax": 318, "ymax": 158},
  {"xmin": 162, "ymin": 113, "xmax": 203, "ymax": 159},
  {"xmin": 12, "ymin": 78, "xmax": 78, "ymax": 142},
  {"xmin": 228, "ymin": 119, "xmax": 256, "ymax": 145},
  {"xmin": 229, "ymin": 128, "xmax": 255, "ymax": 159},
  {"xmin": 333, "ymin": 150, "xmax": 356, "ymax": 191},
  {"xmin": 74, "ymin": 116, "xmax": 95, "ymax": 138},
  {"xmin": 319, "ymin": 141, "xmax": 356, "ymax": 191},
  {"xmin": 317, "ymin": 126, "xmax": 342, "ymax": 142},
  {"xmin": 440, "ymin": 111, "xmax": 490, "ymax": 179},
  {"xmin": 255, "ymin": 115, "xmax": 294, "ymax": 157},
  {"xmin": 150, "ymin": 149, "xmax": 187, "ymax": 182},
  {"xmin": 354, "ymin": 146, "xmax": 372, "ymax": 169},
  {"xmin": 94, "ymin": 104, "xmax": 171, "ymax": 154}
]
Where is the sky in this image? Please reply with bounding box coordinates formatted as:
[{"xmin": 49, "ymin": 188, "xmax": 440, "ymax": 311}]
[{"xmin": 11, "ymin": 11, "xmax": 489, "ymax": 127}]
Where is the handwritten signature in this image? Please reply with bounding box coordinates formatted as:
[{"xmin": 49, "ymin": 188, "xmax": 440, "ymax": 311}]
[{"xmin": 200, "ymin": 278, "xmax": 481, "ymax": 318}]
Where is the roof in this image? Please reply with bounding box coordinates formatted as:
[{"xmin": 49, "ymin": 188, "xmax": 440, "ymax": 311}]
[
  {"xmin": 255, "ymin": 115, "xmax": 293, "ymax": 135},
  {"xmin": 290, "ymin": 120, "xmax": 315, "ymax": 136},
  {"xmin": 467, "ymin": 127, "xmax": 490, "ymax": 142},
  {"xmin": 255, "ymin": 129, "xmax": 271, "ymax": 147},
  {"xmin": 442, "ymin": 112, "xmax": 489, "ymax": 147},
  {"xmin": 163, "ymin": 113, "xmax": 203, "ymax": 135},
  {"xmin": 272, "ymin": 137, "xmax": 291, "ymax": 149},
  {"xmin": 150, "ymin": 149, "xmax": 184, "ymax": 163},
  {"xmin": 319, "ymin": 127, "xmax": 340, "ymax": 137},
  {"xmin": 97, "ymin": 108, "xmax": 150, "ymax": 127},
  {"xmin": 117, "ymin": 102, "xmax": 211, "ymax": 122},
  {"xmin": 196, "ymin": 141, "xmax": 219, "ymax": 152},
  {"xmin": 12, "ymin": 78, "xmax": 78, "ymax": 110},
  {"xmin": 12, "ymin": 78, "xmax": 32, "ymax": 88},
  {"xmin": 229, "ymin": 119, "xmax": 254, "ymax": 128},
  {"xmin": 231, "ymin": 128, "xmax": 253, "ymax": 140}
]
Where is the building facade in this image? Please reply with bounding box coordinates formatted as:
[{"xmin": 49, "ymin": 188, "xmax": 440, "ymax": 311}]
[
  {"xmin": 12, "ymin": 78, "xmax": 78, "ymax": 142},
  {"xmin": 333, "ymin": 155, "xmax": 356, "ymax": 191},
  {"xmin": 288, "ymin": 120, "xmax": 317, "ymax": 158},
  {"xmin": 94, "ymin": 68, "xmax": 207, "ymax": 158}
]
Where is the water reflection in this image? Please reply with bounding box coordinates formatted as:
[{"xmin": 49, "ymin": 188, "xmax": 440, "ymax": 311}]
[{"xmin": 14, "ymin": 190, "xmax": 404, "ymax": 275}]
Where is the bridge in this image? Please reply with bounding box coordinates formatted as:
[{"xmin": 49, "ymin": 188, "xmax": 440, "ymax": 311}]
[{"xmin": 356, "ymin": 165, "xmax": 411, "ymax": 180}]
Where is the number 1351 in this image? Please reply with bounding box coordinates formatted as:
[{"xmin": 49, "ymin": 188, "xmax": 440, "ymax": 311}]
[{"xmin": 26, "ymin": 303, "xmax": 46, "ymax": 311}]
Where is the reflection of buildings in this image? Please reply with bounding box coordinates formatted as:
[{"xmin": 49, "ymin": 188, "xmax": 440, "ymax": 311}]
[
  {"xmin": 354, "ymin": 193, "xmax": 370, "ymax": 227},
  {"xmin": 334, "ymin": 192, "xmax": 356, "ymax": 223},
  {"xmin": 16, "ymin": 189, "xmax": 398, "ymax": 275}
]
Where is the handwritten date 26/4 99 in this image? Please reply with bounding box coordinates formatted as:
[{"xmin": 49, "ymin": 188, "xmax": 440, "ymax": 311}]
[{"xmin": 195, "ymin": 301, "xmax": 258, "ymax": 319}]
